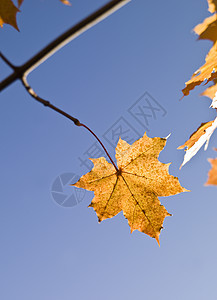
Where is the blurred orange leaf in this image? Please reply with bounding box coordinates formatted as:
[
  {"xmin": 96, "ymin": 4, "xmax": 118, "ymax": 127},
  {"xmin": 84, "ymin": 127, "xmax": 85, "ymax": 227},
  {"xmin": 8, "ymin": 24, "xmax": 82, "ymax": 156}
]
[
  {"xmin": 202, "ymin": 80, "xmax": 217, "ymax": 100},
  {"xmin": 206, "ymin": 149, "xmax": 217, "ymax": 185},
  {"xmin": 17, "ymin": 0, "xmax": 23, "ymax": 7},
  {"xmin": 0, "ymin": 0, "xmax": 71, "ymax": 31},
  {"xmin": 60, "ymin": 0, "xmax": 71, "ymax": 5},
  {"xmin": 0, "ymin": 0, "xmax": 19, "ymax": 30},
  {"xmin": 208, "ymin": 0, "xmax": 217, "ymax": 13}
]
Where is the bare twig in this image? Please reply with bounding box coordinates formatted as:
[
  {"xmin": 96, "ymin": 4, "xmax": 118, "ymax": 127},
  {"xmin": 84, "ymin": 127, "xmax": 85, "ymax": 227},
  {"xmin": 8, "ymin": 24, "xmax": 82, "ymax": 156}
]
[
  {"xmin": 21, "ymin": 77, "xmax": 81, "ymax": 126},
  {"xmin": 21, "ymin": 77, "xmax": 118, "ymax": 171},
  {"xmin": 0, "ymin": 53, "xmax": 16, "ymax": 70},
  {"xmin": 0, "ymin": 0, "xmax": 131, "ymax": 92},
  {"xmin": 0, "ymin": 0, "xmax": 127, "ymax": 171}
]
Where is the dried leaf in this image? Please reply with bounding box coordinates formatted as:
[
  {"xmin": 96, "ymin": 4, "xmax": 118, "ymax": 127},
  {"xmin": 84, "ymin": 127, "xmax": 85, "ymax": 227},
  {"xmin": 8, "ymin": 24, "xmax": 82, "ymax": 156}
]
[
  {"xmin": 178, "ymin": 118, "xmax": 217, "ymax": 167},
  {"xmin": 182, "ymin": 3, "xmax": 217, "ymax": 97},
  {"xmin": 0, "ymin": 0, "xmax": 19, "ymax": 30},
  {"xmin": 194, "ymin": 14, "xmax": 217, "ymax": 43},
  {"xmin": 182, "ymin": 42, "xmax": 217, "ymax": 96},
  {"xmin": 73, "ymin": 133, "xmax": 187, "ymax": 245},
  {"xmin": 206, "ymin": 149, "xmax": 217, "ymax": 185},
  {"xmin": 208, "ymin": 0, "xmax": 217, "ymax": 13}
]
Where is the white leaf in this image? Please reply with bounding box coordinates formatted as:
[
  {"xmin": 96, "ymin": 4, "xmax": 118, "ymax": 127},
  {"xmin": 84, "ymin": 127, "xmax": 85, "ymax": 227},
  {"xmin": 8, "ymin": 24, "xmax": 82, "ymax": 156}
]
[{"xmin": 181, "ymin": 117, "xmax": 217, "ymax": 168}]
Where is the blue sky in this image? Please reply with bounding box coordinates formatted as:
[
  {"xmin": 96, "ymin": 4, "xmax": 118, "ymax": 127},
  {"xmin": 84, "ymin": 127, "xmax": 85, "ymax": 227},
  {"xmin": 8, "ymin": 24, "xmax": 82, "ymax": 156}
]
[{"xmin": 1, "ymin": 0, "xmax": 217, "ymax": 299}]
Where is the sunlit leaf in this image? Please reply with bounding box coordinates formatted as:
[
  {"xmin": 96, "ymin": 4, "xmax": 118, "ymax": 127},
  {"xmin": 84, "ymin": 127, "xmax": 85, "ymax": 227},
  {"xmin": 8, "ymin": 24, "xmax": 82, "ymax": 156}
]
[
  {"xmin": 73, "ymin": 133, "xmax": 187, "ymax": 245},
  {"xmin": 208, "ymin": 0, "xmax": 217, "ymax": 13},
  {"xmin": 202, "ymin": 80, "xmax": 217, "ymax": 101},
  {"xmin": 178, "ymin": 118, "xmax": 217, "ymax": 167},
  {"xmin": 206, "ymin": 149, "xmax": 217, "ymax": 185},
  {"xmin": 182, "ymin": 42, "xmax": 217, "ymax": 96}
]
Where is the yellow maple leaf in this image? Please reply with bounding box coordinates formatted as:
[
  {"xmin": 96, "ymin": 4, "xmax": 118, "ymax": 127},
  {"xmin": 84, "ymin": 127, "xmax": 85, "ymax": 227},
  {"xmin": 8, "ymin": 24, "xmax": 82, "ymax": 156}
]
[
  {"xmin": 206, "ymin": 149, "xmax": 217, "ymax": 185},
  {"xmin": 73, "ymin": 133, "xmax": 187, "ymax": 245},
  {"xmin": 0, "ymin": 0, "xmax": 19, "ymax": 30},
  {"xmin": 208, "ymin": 0, "xmax": 217, "ymax": 13}
]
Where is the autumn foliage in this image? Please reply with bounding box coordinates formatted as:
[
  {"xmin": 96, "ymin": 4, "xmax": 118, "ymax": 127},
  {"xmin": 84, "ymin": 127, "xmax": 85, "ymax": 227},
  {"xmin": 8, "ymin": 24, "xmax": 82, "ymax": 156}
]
[
  {"xmin": 1, "ymin": 0, "xmax": 217, "ymax": 245},
  {"xmin": 180, "ymin": 0, "xmax": 217, "ymax": 184}
]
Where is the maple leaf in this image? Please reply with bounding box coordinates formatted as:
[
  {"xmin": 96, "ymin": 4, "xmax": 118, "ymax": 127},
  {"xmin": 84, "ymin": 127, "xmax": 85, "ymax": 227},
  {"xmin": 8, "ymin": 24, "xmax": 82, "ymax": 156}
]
[
  {"xmin": 178, "ymin": 118, "xmax": 217, "ymax": 167},
  {"xmin": 206, "ymin": 149, "xmax": 217, "ymax": 185},
  {"xmin": 0, "ymin": 0, "xmax": 19, "ymax": 30},
  {"xmin": 73, "ymin": 133, "xmax": 187, "ymax": 245},
  {"xmin": 208, "ymin": 0, "xmax": 217, "ymax": 13}
]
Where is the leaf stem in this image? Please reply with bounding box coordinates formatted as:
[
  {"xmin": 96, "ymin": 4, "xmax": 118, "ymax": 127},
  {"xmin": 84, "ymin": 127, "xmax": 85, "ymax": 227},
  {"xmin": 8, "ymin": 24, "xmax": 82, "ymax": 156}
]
[
  {"xmin": 21, "ymin": 77, "xmax": 81, "ymax": 126},
  {"xmin": 21, "ymin": 77, "xmax": 119, "ymax": 171},
  {"xmin": 80, "ymin": 123, "xmax": 119, "ymax": 172}
]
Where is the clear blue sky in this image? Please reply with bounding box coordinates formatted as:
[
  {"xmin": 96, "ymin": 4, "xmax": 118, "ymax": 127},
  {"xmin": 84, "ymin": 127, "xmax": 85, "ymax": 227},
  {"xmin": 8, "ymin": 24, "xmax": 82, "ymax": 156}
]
[{"xmin": 1, "ymin": 1, "xmax": 217, "ymax": 299}]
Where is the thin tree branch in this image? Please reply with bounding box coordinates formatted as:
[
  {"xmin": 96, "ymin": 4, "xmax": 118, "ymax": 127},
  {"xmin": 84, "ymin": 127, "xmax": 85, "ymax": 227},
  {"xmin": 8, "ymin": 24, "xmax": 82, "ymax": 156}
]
[
  {"xmin": 0, "ymin": 0, "xmax": 131, "ymax": 92},
  {"xmin": 21, "ymin": 77, "xmax": 118, "ymax": 171},
  {"xmin": 21, "ymin": 77, "xmax": 81, "ymax": 125},
  {"xmin": 1, "ymin": 0, "xmax": 126, "ymax": 171},
  {"xmin": 0, "ymin": 52, "xmax": 16, "ymax": 70}
]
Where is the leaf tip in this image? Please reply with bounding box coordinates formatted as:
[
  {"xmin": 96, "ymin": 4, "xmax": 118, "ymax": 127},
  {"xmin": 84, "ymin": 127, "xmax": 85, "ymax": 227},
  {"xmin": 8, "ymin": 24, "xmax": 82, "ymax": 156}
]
[
  {"xmin": 165, "ymin": 133, "xmax": 171, "ymax": 139},
  {"xmin": 155, "ymin": 234, "xmax": 160, "ymax": 247},
  {"xmin": 179, "ymin": 160, "xmax": 186, "ymax": 169}
]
